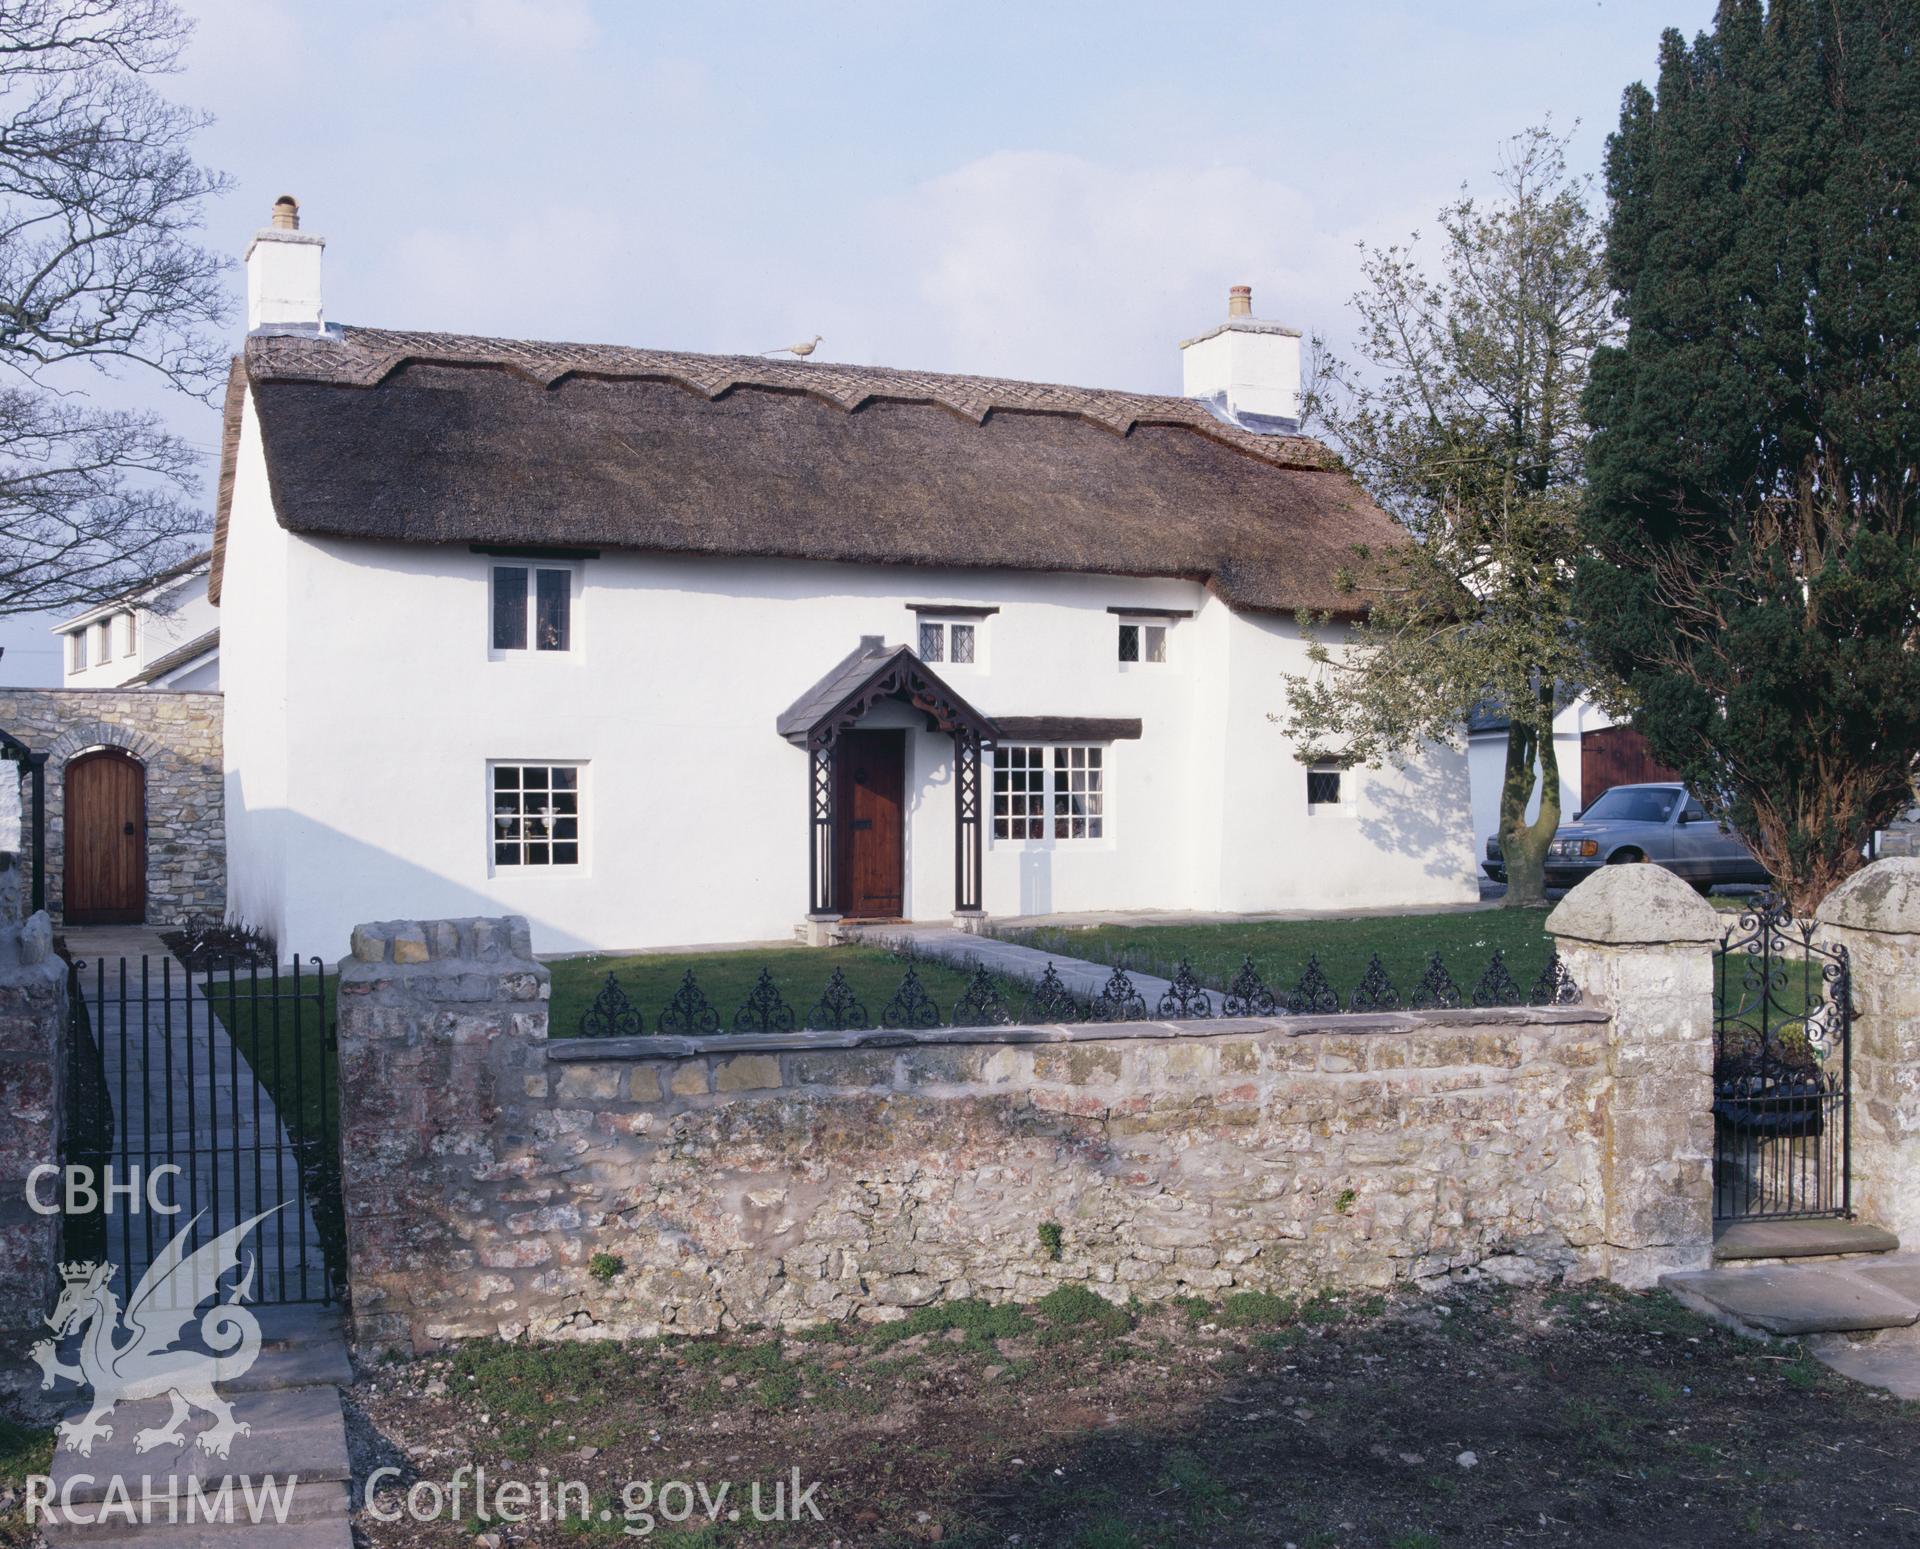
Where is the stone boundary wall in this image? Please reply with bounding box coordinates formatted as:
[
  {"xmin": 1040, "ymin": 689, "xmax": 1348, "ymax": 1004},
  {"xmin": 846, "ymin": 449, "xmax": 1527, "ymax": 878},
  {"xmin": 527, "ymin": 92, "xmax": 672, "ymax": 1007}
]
[
  {"xmin": 0, "ymin": 913, "xmax": 65, "ymax": 1394},
  {"xmin": 338, "ymin": 875, "xmax": 1722, "ymax": 1356},
  {"xmin": 0, "ymin": 689, "xmax": 224, "ymax": 926}
]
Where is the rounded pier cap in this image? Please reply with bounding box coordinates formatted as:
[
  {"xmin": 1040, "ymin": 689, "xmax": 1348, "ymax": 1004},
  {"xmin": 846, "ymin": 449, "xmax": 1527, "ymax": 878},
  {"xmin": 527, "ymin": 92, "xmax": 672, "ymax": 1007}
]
[
  {"xmin": 1545, "ymin": 864, "xmax": 1721, "ymax": 946},
  {"xmin": 1815, "ymin": 857, "xmax": 1920, "ymax": 937}
]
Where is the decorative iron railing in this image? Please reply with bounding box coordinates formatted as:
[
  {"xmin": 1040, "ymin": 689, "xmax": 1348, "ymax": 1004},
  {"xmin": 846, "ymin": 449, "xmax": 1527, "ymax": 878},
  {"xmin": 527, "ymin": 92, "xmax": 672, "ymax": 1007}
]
[
  {"xmin": 1712, "ymin": 895, "xmax": 1852, "ymax": 1221},
  {"xmin": 572, "ymin": 947, "xmax": 1582, "ymax": 1038}
]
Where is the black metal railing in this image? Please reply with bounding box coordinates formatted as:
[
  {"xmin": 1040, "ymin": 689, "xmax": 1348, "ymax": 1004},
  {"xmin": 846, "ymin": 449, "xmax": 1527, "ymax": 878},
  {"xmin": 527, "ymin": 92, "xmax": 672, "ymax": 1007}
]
[
  {"xmin": 60, "ymin": 957, "xmax": 113, "ymax": 1264},
  {"xmin": 573, "ymin": 947, "xmax": 1582, "ymax": 1038},
  {"xmin": 1713, "ymin": 897, "xmax": 1852, "ymax": 1221},
  {"xmin": 61, "ymin": 954, "xmax": 343, "ymax": 1306}
]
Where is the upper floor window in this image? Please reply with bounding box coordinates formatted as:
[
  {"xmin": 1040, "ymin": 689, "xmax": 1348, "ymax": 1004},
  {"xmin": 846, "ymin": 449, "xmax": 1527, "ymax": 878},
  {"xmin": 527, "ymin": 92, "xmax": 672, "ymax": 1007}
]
[
  {"xmin": 918, "ymin": 618, "xmax": 976, "ymax": 664},
  {"xmin": 121, "ymin": 612, "xmax": 137, "ymax": 658},
  {"xmin": 69, "ymin": 630, "xmax": 87, "ymax": 671},
  {"xmin": 491, "ymin": 565, "xmax": 572, "ymax": 653},
  {"xmin": 93, "ymin": 620, "xmax": 112, "ymax": 663},
  {"xmin": 1117, "ymin": 620, "xmax": 1167, "ymax": 664}
]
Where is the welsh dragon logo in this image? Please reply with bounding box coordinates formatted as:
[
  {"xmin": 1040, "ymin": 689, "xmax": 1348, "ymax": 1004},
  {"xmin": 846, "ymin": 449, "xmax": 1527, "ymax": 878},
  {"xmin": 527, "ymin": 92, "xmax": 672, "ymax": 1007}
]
[{"xmin": 32, "ymin": 1208, "xmax": 282, "ymax": 1459}]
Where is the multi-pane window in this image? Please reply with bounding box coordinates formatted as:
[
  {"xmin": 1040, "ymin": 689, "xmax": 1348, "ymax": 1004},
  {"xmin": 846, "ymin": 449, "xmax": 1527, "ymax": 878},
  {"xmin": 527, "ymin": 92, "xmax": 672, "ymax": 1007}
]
[
  {"xmin": 121, "ymin": 612, "xmax": 137, "ymax": 658},
  {"xmin": 491, "ymin": 565, "xmax": 572, "ymax": 652},
  {"xmin": 1117, "ymin": 621, "xmax": 1167, "ymax": 663},
  {"xmin": 993, "ymin": 745, "xmax": 1106, "ymax": 841},
  {"xmin": 1052, "ymin": 746, "xmax": 1104, "ymax": 839},
  {"xmin": 93, "ymin": 620, "xmax": 112, "ymax": 663},
  {"xmin": 992, "ymin": 744, "xmax": 1046, "ymax": 839},
  {"xmin": 69, "ymin": 631, "xmax": 88, "ymax": 671},
  {"xmin": 917, "ymin": 619, "xmax": 976, "ymax": 664},
  {"xmin": 1307, "ymin": 767, "xmax": 1342, "ymax": 808},
  {"xmin": 492, "ymin": 764, "xmax": 582, "ymax": 867}
]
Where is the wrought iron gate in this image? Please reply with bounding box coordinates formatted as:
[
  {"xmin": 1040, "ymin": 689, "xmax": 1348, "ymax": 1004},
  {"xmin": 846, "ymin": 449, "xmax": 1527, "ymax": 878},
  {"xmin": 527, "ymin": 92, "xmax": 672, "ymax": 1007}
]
[
  {"xmin": 1712, "ymin": 898, "xmax": 1852, "ymax": 1221},
  {"xmin": 60, "ymin": 952, "xmax": 343, "ymax": 1305}
]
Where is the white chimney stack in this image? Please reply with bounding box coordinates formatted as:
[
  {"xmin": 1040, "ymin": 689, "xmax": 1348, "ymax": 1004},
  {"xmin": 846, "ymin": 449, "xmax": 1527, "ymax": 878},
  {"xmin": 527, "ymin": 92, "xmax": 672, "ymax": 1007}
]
[
  {"xmin": 1179, "ymin": 284, "xmax": 1302, "ymax": 431},
  {"xmin": 245, "ymin": 195, "xmax": 325, "ymax": 331}
]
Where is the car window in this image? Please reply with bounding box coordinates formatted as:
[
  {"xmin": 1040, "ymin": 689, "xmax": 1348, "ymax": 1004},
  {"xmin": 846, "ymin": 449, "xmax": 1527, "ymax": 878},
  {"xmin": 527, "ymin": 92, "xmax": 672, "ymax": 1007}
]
[
  {"xmin": 1582, "ymin": 788, "xmax": 1680, "ymax": 823},
  {"xmin": 1682, "ymin": 797, "xmax": 1709, "ymax": 822}
]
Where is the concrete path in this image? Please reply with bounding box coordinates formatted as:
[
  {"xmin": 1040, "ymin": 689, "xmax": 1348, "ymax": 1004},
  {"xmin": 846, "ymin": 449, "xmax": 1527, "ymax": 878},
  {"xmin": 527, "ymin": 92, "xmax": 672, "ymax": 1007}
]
[
  {"xmin": 847, "ymin": 922, "xmax": 1227, "ymax": 1014},
  {"xmin": 43, "ymin": 1303, "xmax": 355, "ymax": 1547},
  {"xmin": 64, "ymin": 926, "xmax": 329, "ymax": 1309}
]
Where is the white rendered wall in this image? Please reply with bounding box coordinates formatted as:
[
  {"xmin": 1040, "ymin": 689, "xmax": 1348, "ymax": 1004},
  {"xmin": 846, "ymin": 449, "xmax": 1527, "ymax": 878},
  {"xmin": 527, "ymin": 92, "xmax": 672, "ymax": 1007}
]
[
  {"xmin": 219, "ymin": 430, "xmax": 1479, "ymax": 955},
  {"xmin": 219, "ymin": 389, "xmax": 294, "ymax": 943},
  {"xmin": 58, "ymin": 569, "xmax": 219, "ymax": 690}
]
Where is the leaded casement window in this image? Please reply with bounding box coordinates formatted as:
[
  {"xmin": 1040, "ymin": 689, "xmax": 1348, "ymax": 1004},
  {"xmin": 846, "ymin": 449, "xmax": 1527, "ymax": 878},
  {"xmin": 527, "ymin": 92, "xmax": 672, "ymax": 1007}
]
[
  {"xmin": 917, "ymin": 618, "xmax": 976, "ymax": 664},
  {"xmin": 491, "ymin": 763, "xmax": 582, "ymax": 867},
  {"xmin": 1117, "ymin": 620, "xmax": 1167, "ymax": 664},
  {"xmin": 992, "ymin": 744, "xmax": 1106, "ymax": 842},
  {"xmin": 1307, "ymin": 766, "xmax": 1342, "ymax": 809},
  {"xmin": 491, "ymin": 564, "xmax": 573, "ymax": 652}
]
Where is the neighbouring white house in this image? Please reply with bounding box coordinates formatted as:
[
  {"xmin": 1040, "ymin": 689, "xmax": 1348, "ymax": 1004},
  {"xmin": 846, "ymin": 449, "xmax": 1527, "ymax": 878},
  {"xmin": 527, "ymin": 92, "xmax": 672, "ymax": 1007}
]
[
  {"xmin": 52, "ymin": 551, "xmax": 220, "ymax": 691},
  {"xmin": 214, "ymin": 199, "xmax": 1478, "ymax": 954}
]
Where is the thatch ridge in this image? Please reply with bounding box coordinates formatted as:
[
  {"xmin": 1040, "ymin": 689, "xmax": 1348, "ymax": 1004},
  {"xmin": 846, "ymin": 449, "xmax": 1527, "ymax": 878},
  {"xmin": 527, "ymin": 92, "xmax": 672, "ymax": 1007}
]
[{"xmin": 215, "ymin": 324, "xmax": 1394, "ymax": 617}]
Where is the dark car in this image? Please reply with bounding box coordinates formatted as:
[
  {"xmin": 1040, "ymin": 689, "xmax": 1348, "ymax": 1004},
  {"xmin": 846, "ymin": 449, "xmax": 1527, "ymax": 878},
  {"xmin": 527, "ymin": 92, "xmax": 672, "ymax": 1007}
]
[{"xmin": 1483, "ymin": 782, "xmax": 1768, "ymax": 894}]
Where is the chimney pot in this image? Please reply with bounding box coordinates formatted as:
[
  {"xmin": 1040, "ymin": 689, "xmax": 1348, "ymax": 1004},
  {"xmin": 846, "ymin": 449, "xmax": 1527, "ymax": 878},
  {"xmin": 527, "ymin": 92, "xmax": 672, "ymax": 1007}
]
[
  {"xmin": 1227, "ymin": 284, "xmax": 1253, "ymax": 318},
  {"xmin": 271, "ymin": 195, "xmax": 300, "ymax": 231}
]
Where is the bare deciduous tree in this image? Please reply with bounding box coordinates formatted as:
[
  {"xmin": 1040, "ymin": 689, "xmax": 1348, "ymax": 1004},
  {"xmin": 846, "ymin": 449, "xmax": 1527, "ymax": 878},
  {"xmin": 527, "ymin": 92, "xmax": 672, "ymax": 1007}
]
[{"xmin": 0, "ymin": 0, "xmax": 229, "ymax": 618}]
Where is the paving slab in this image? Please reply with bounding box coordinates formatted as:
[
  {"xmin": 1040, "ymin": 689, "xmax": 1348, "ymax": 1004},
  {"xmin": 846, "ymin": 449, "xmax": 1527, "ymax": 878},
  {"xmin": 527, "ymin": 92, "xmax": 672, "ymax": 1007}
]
[
  {"xmin": 50, "ymin": 1383, "xmax": 348, "ymax": 1504},
  {"xmin": 1713, "ymin": 1218, "xmax": 1900, "ymax": 1262},
  {"xmin": 1662, "ymin": 1265, "xmax": 1920, "ymax": 1336},
  {"xmin": 1853, "ymin": 1255, "xmax": 1920, "ymax": 1303},
  {"xmin": 45, "ymin": 1508, "xmax": 353, "ymax": 1548},
  {"xmin": 1807, "ymin": 1336, "xmax": 1920, "ymax": 1401}
]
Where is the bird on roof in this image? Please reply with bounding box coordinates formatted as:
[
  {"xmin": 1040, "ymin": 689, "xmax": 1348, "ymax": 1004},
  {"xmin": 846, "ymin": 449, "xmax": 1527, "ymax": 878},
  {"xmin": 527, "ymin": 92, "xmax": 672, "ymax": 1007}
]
[{"xmin": 763, "ymin": 334, "xmax": 823, "ymax": 360}]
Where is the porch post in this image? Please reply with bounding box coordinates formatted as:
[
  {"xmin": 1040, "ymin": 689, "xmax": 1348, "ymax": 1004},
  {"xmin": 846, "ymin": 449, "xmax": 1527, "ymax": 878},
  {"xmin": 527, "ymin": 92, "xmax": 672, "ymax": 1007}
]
[
  {"xmin": 952, "ymin": 730, "xmax": 986, "ymax": 927},
  {"xmin": 28, "ymin": 753, "xmax": 44, "ymax": 916},
  {"xmin": 803, "ymin": 740, "xmax": 841, "ymax": 944}
]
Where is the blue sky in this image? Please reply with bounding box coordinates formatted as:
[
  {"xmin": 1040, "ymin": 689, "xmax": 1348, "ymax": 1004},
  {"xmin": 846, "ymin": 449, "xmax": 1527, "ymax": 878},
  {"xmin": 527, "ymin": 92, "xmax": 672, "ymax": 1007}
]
[{"xmin": 0, "ymin": 0, "xmax": 1713, "ymax": 683}]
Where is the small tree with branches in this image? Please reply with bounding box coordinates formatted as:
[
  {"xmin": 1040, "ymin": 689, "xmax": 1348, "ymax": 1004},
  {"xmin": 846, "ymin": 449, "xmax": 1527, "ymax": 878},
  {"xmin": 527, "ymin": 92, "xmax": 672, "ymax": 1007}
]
[
  {"xmin": 1283, "ymin": 126, "xmax": 1616, "ymax": 907},
  {"xmin": 0, "ymin": 0, "xmax": 230, "ymax": 618}
]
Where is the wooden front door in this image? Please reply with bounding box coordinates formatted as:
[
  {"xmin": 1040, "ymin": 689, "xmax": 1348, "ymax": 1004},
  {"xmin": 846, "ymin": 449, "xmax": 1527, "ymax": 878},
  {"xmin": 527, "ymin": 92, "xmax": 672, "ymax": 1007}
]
[
  {"xmin": 65, "ymin": 750, "xmax": 145, "ymax": 924},
  {"xmin": 836, "ymin": 731, "xmax": 905, "ymax": 919}
]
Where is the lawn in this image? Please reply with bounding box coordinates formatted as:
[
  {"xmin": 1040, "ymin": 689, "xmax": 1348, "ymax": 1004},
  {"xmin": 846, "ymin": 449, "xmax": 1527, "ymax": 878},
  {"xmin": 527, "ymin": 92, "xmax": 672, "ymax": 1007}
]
[
  {"xmin": 344, "ymin": 1277, "xmax": 1920, "ymax": 1547},
  {"xmin": 547, "ymin": 944, "xmax": 1017, "ymax": 1039},
  {"xmin": 993, "ymin": 908, "xmax": 1561, "ymax": 1008}
]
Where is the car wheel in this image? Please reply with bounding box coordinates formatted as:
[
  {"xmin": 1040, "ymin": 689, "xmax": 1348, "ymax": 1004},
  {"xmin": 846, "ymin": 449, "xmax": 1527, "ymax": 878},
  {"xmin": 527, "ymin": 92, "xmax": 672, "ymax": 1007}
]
[{"xmin": 1607, "ymin": 849, "xmax": 1645, "ymax": 865}]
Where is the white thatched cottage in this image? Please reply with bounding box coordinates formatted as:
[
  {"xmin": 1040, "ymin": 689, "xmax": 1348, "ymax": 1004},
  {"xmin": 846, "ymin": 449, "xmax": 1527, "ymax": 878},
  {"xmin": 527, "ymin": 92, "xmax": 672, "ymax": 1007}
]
[{"xmin": 213, "ymin": 200, "xmax": 1476, "ymax": 954}]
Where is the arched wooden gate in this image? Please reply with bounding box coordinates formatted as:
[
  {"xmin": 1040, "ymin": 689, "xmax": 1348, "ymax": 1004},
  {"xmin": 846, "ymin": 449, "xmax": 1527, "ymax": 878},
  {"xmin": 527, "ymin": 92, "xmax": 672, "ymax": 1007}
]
[{"xmin": 64, "ymin": 747, "xmax": 146, "ymax": 924}]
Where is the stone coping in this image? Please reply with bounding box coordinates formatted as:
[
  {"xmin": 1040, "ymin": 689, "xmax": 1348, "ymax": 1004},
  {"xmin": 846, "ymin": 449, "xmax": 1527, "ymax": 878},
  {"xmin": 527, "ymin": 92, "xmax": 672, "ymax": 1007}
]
[{"xmin": 545, "ymin": 1003, "xmax": 1607, "ymax": 1063}]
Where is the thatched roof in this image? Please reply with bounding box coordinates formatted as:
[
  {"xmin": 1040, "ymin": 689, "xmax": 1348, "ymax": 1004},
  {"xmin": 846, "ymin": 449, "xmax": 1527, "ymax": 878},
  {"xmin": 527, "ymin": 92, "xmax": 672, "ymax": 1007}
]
[{"xmin": 212, "ymin": 324, "xmax": 1395, "ymax": 614}]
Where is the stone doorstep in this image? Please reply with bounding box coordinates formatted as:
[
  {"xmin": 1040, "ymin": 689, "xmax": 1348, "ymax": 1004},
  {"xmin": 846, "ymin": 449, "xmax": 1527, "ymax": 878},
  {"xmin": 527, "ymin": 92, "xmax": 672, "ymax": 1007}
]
[
  {"xmin": 41, "ymin": 1486, "xmax": 353, "ymax": 1548},
  {"xmin": 50, "ymin": 1384, "xmax": 349, "ymax": 1504},
  {"xmin": 1712, "ymin": 1218, "xmax": 1901, "ymax": 1263},
  {"xmin": 1661, "ymin": 1259, "xmax": 1920, "ymax": 1338}
]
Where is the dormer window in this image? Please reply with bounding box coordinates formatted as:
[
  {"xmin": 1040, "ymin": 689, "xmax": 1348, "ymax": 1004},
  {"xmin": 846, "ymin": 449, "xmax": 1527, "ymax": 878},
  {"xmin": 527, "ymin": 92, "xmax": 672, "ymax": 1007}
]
[
  {"xmin": 1117, "ymin": 621, "xmax": 1166, "ymax": 663},
  {"xmin": 491, "ymin": 564, "xmax": 573, "ymax": 653},
  {"xmin": 918, "ymin": 619, "xmax": 974, "ymax": 664},
  {"xmin": 908, "ymin": 604, "xmax": 995, "ymax": 668}
]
